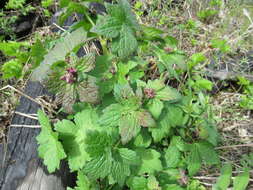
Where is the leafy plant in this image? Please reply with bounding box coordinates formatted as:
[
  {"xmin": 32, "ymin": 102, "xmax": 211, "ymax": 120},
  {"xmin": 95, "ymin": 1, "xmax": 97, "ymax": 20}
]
[
  {"xmin": 33, "ymin": 0, "xmax": 223, "ymax": 189},
  {"xmin": 238, "ymin": 77, "xmax": 253, "ymax": 110},
  {"xmin": 212, "ymin": 164, "xmax": 250, "ymax": 190},
  {"xmin": 197, "ymin": 9, "xmax": 218, "ymax": 23}
]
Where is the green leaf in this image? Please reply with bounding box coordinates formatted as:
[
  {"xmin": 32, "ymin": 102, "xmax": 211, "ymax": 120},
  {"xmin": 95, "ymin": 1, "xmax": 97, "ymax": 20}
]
[
  {"xmin": 164, "ymin": 184, "xmax": 184, "ymax": 190},
  {"xmin": 119, "ymin": 112, "xmax": 141, "ymax": 144},
  {"xmin": 30, "ymin": 39, "xmax": 47, "ymax": 67},
  {"xmin": 187, "ymin": 144, "xmax": 201, "ymax": 176},
  {"xmin": 195, "ymin": 78, "xmax": 213, "ymax": 91},
  {"xmin": 212, "ymin": 163, "xmax": 232, "ymax": 190},
  {"xmin": 66, "ymin": 108, "xmax": 100, "ymax": 171},
  {"xmin": 84, "ymin": 153, "xmax": 112, "ymax": 179},
  {"xmin": 31, "ymin": 28, "xmax": 87, "ymax": 82},
  {"xmin": 167, "ymin": 104, "xmax": 184, "ymax": 127},
  {"xmin": 85, "ymin": 130, "xmax": 112, "ymax": 157},
  {"xmin": 114, "ymin": 83, "xmax": 135, "ymax": 101},
  {"xmin": 42, "ymin": 0, "xmax": 53, "ymax": 7},
  {"xmin": 147, "ymin": 98, "xmax": 164, "ymax": 119},
  {"xmin": 199, "ymin": 123, "xmax": 219, "ymax": 146},
  {"xmin": 92, "ymin": 0, "xmax": 139, "ymax": 58},
  {"xmin": 196, "ymin": 141, "xmax": 220, "ymax": 165},
  {"xmin": 149, "ymin": 110, "xmax": 171, "ymax": 142},
  {"xmin": 147, "ymin": 175, "xmax": 160, "ymax": 190},
  {"xmin": 170, "ymin": 136, "xmax": 189, "ymax": 152},
  {"xmin": 5, "ymin": 0, "xmax": 25, "ymax": 9},
  {"xmin": 233, "ymin": 169, "xmax": 250, "ymax": 190},
  {"xmin": 137, "ymin": 149, "xmax": 163, "ymax": 174},
  {"xmin": 73, "ymin": 171, "xmax": 90, "ymax": 190},
  {"xmin": 89, "ymin": 55, "xmax": 112, "ymax": 78},
  {"xmin": 92, "ymin": 16, "xmax": 122, "ymax": 38},
  {"xmin": 165, "ymin": 146, "xmax": 181, "ymax": 168},
  {"xmin": 188, "ymin": 53, "xmax": 206, "ymax": 69},
  {"xmin": 156, "ymin": 86, "xmax": 181, "ymax": 102},
  {"xmin": 118, "ymin": 148, "xmax": 140, "ymax": 165},
  {"xmin": 36, "ymin": 110, "xmax": 66, "ymax": 173},
  {"xmin": 211, "ymin": 39, "xmax": 231, "ymax": 53},
  {"xmin": 136, "ymin": 110, "xmax": 156, "ymax": 127},
  {"xmin": 99, "ymin": 104, "xmax": 123, "ymax": 127},
  {"xmin": 111, "ymin": 160, "xmax": 131, "ymax": 185},
  {"xmin": 127, "ymin": 176, "xmax": 148, "ymax": 190},
  {"xmin": 134, "ymin": 129, "xmax": 152, "ymax": 148},
  {"xmin": 142, "ymin": 25, "xmax": 163, "ymax": 40},
  {"xmin": 112, "ymin": 24, "xmax": 138, "ymax": 58},
  {"xmin": 1, "ymin": 59, "xmax": 23, "ymax": 79},
  {"xmin": 54, "ymin": 119, "xmax": 77, "ymax": 138},
  {"xmin": 0, "ymin": 41, "xmax": 29, "ymax": 56},
  {"xmin": 146, "ymin": 79, "xmax": 165, "ymax": 91}
]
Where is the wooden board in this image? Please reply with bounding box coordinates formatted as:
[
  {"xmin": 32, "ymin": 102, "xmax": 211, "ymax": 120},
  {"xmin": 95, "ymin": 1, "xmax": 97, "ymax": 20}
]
[{"xmin": 0, "ymin": 81, "xmax": 75, "ymax": 190}]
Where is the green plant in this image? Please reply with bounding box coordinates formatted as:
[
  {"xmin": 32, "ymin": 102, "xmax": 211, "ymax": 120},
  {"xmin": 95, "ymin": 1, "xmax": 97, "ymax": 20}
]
[
  {"xmin": 0, "ymin": 39, "xmax": 47, "ymax": 79},
  {"xmin": 197, "ymin": 9, "xmax": 218, "ymax": 23},
  {"xmin": 33, "ymin": 0, "xmax": 223, "ymax": 189},
  {"xmin": 210, "ymin": 39, "xmax": 231, "ymax": 53},
  {"xmin": 213, "ymin": 164, "xmax": 250, "ymax": 190},
  {"xmin": 238, "ymin": 77, "xmax": 253, "ymax": 110}
]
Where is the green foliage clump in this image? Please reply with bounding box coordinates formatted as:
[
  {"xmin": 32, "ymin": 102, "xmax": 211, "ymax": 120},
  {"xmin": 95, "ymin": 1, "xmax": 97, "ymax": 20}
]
[{"xmin": 21, "ymin": 0, "xmax": 250, "ymax": 189}]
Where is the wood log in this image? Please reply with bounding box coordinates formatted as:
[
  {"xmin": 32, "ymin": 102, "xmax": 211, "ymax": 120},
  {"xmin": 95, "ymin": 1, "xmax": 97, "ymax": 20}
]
[{"xmin": 0, "ymin": 81, "xmax": 75, "ymax": 190}]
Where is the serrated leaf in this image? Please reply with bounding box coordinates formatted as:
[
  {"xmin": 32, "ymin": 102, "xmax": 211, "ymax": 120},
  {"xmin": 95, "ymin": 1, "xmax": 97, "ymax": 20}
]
[
  {"xmin": 137, "ymin": 110, "xmax": 156, "ymax": 127},
  {"xmin": 66, "ymin": 108, "xmax": 100, "ymax": 171},
  {"xmin": 187, "ymin": 144, "xmax": 201, "ymax": 176},
  {"xmin": 85, "ymin": 130, "xmax": 112, "ymax": 157},
  {"xmin": 196, "ymin": 141, "xmax": 220, "ymax": 165},
  {"xmin": 75, "ymin": 53, "xmax": 96, "ymax": 73},
  {"xmin": 83, "ymin": 153, "xmax": 112, "ymax": 179},
  {"xmin": 31, "ymin": 28, "xmax": 87, "ymax": 82},
  {"xmin": 134, "ymin": 129, "xmax": 152, "ymax": 148},
  {"xmin": 92, "ymin": 16, "xmax": 122, "ymax": 38},
  {"xmin": 74, "ymin": 171, "xmax": 90, "ymax": 190},
  {"xmin": 212, "ymin": 163, "xmax": 232, "ymax": 190},
  {"xmin": 165, "ymin": 146, "xmax": 181, "ymax": 168},
  {"xmin": 99, "ymin": 103, "xmax": 123, "ymax": 127},
  {"xmin": 78, "ymin": 76, "xmax": 99, "ymax": 104},
  {"xmin": 89, "ymin": 55, "xmax": 112, "ymax": 78},
  {"xmin": 147, "ymin": 98, "xmax": 164, "ymax": 119},
  {"xmin": 137, "ymin": 149, "xmax": 163, "ymax": 174},
  {"xmin": 202, "ymin": 124, "xmax": 219, "ymax": 146},
  {"xmin": 118, "ymin": 148, "xmax": 140, "ymax": 165},
  {"xmin": 112, "ymin": 24, "xmax": 138, "ymax": 58},
  {"xmin": 111, "ymin": 161, "xmax": 130, "ymax": 185},
  {"xmin": 156, "ymin": 86, "xmax": 181, "ymax": 102},
  {"xmin": 1, "ymin": 59, "xmax": 23, "ymax": 79},
  {"xmin": 149, "ymin": 110, "xmax": 171, "ymax": 142},
  {"xmin": 37, "ymin": 110, "xmax": 66, "ymax": 173},
  {"xmin": 92, "ymin": 0, "xmax": 139, "ymax": 58},
  {"xmin": 127, "ymin": 177, "xmax": 148, "ymax": 190},
  {"xmin": 60, "ymin": 84, "xmax": 77, "ymax": 113},
  {"xmin": 118, "ymin": 0, "xmax": 139, "ymax": 30},
  {"xmin": 170, "ymin": 136, "xmax": 189, "ymax": 152},
  {"xmin": 146, "ymin": 79, "xmax": 165, "ymax": 91},
  {"xmin": 167, "ymin": 104, "xmax": 184, "ymax": 127},
  {"xmin": 233, "ymin": 169, "xmax": 250, "ymax": 190},
  {"xmin": 119, "ymin": 112, "xmax": 141, "ymax": 144},
  {"xmin": 114, "ymin": 83, "xmax": 135, "ymax": 101}
]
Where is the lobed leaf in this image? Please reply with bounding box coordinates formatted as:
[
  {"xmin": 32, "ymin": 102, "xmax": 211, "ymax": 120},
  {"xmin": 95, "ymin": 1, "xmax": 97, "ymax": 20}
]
[{"xmin": 37, "ymin": 110, "xmax": 66, "ymax": 173}]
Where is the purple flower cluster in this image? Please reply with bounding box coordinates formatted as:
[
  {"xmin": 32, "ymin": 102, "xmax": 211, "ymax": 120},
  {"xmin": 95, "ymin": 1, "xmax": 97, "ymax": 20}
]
[
  {"xmin": 60, "ymin": 67, "xmax": 77, "ymax": 84},
  {"xmin": 144, "ymin": 88, "xmax": 156, "ymax": 98}
]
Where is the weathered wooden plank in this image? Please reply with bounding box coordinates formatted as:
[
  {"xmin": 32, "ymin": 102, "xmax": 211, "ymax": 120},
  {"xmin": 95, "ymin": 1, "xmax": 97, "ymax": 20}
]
[{"xmin": 0, "ymin": 81, "xmax": 74, "ymax": 190}]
